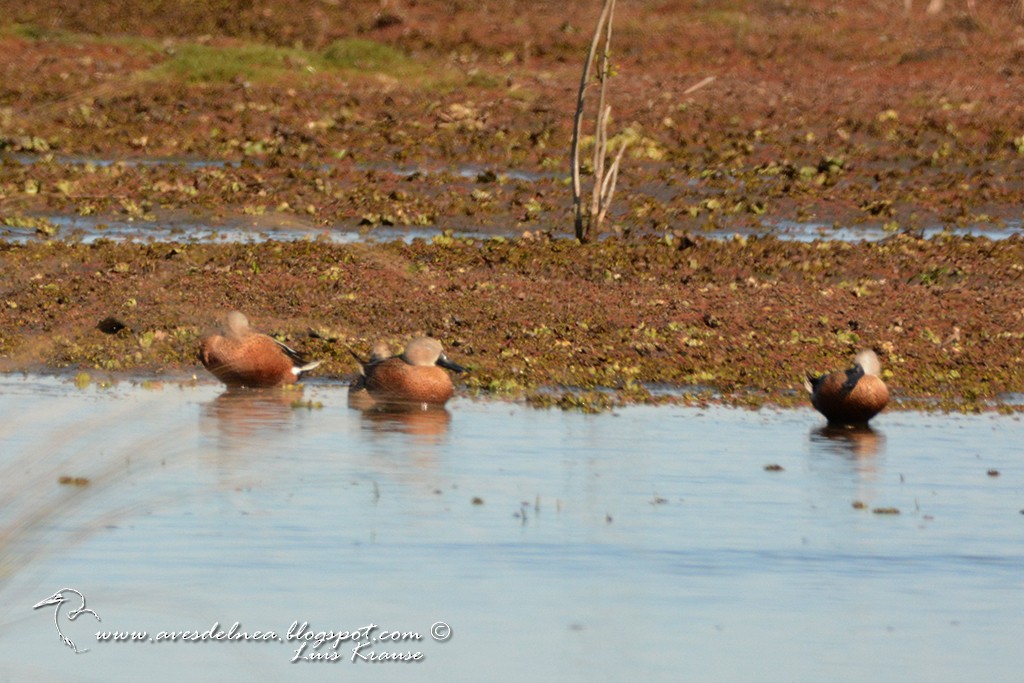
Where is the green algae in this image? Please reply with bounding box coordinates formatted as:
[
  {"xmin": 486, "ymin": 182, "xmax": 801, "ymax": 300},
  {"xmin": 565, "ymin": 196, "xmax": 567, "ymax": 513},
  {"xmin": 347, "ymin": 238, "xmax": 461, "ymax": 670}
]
[{"xmin": 143, "ymin": 39, "xmax": 427, "ymax": 85}]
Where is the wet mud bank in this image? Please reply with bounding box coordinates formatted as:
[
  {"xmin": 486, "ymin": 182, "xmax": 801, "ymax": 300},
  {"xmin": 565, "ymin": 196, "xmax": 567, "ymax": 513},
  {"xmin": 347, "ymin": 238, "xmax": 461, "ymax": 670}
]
[{"xmin": 1, "ymin": 234, "xmax": 1021, "ymax": 411}]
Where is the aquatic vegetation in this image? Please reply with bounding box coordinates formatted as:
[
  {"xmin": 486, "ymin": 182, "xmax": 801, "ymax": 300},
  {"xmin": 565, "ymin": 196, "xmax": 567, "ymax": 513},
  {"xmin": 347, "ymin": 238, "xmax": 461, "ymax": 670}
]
[
  {"xmin": 290, "ymin": 399, "xmax": 324, "ymax": 410},
  {"xmin": 0, "ymin": 2, "xmax": 1022, "ymax": 411},
  {"xmin": 144, "ymin": 38, "xmax": 427, "ymax": 85},
  {"xmin": 320, "ymin": 39, "xmax": 417, "ymax": 75}
]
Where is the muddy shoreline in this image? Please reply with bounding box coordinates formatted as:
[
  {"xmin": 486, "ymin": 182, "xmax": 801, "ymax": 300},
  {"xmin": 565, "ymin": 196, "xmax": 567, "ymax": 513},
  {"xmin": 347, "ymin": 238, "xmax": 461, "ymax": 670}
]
[{"xmin": 2, "ymin": 234, "xmax": 1021, "ymax": 411}]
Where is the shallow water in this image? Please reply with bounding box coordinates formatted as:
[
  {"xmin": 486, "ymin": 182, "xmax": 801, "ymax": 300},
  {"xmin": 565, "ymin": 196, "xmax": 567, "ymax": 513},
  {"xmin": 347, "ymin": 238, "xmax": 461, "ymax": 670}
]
[
  {"xmin": 0, "ymin": 213, "xmax": 482, "ymax": 245},
  {"xmin": 4, "ymin": 152, "xmax": 1022, "ymax": 245},
  {"xmin": 0, "ymin": 374, "xmax": 1020, "ymax": 682},
  {"xmin": 2, "ymin": 210, "xmax": 1020, "ymax": 246},
  {"xmin": 5, "ymin": 152, "xmax": 553, "ymax": 182}
]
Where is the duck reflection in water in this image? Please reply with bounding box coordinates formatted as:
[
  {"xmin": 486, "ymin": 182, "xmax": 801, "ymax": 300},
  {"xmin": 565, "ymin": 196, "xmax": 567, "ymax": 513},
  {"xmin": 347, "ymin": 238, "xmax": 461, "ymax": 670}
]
[
  {"xmin": 356, "ymin": 402, "xmax": 453, "ymax": 439},
  {"xmin": 347, "ymin": 337, "xmax": 463, "ymax": 439},
  {"xmin": 346, "ymin": 340, "xmax": 462, "ymax": 439},
  {"xmin": 809, "ymin": 423, "xmax": 886, "ymax": 459},
  {"xmin": 202, "ymin": 386, "xmax": 307, "ymax": 443}
]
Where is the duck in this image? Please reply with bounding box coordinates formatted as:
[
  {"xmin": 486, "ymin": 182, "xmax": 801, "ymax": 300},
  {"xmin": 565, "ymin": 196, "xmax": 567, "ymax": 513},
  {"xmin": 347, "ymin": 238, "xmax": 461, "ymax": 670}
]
[
  {"xmin": 351, "ymin": 337, "xmax": 465, "ymax": 406},
  {"xmin": 349, "ymin": 342, "xmax": 393, "ymax": 390},
  {"xmin": 199, "ymin": 311, "xmax": 320, "ymax": 388},
  {"xmin": 805, "ymin": 349, "xmax": 889, "ymax": 425}
]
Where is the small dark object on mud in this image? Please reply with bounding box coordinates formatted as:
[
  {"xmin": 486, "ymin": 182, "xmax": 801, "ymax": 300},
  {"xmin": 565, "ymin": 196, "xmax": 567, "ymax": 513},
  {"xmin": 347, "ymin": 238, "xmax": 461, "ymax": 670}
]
[
  {"xmin": 764, "ymin": 464, "xmax": 784, "ymax": 472},
  {"xmin": 471, "ymin": 496, "xmax": 484, "ymax": 505},
  {"xmin": 703, "ymin": 313, "xmax": 723, "ymax": 329},
  {"xmin": 97, "ymin": 316, "xmax": 127, "ymax": 334},
  {"xmin": 987, "ymin": 469, "xmax": 1000, "ymax": 477},
  {"xmin": 852, "ymin": 500, "xmax": 866, "ymax": 509},
  {"xmin": 872, "ymin": 507, "xmax": 900, "ymax": 515},
  {"xmin": 58, "ymin": 475, "xmax": 90, "ymax": 486}
]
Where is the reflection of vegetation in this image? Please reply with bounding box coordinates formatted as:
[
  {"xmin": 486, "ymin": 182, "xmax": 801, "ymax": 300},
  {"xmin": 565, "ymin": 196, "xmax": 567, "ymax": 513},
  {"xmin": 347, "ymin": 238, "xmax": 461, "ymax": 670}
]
[{"xmin": 2, "ymin": 214, "xmax": 59, "ymax": 236}]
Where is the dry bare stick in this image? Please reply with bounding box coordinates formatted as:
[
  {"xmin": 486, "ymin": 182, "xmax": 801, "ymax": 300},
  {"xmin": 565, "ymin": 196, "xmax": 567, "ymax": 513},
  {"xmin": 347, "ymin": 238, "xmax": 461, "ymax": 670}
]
[
  {"xmin": 589, "ymin": 2, "xmax": 617, "ymax": 235},
  {"xmin": 596, "ymin": 139, "xmax": 628, "ymax": 227},
  {"xmin": 570, "ymin": 0, "xmax": 614, "ymax": 242},
  {"xmin": 589, "ymin": 100, "xmax": 609, "ymax": 233},
  {"xmin": 683, "ymin": 75, "xmax": 716, "ymax": 96},
  {"xmin": 592, "ymin": 0, "xmax": 629, "ymax": 236}
]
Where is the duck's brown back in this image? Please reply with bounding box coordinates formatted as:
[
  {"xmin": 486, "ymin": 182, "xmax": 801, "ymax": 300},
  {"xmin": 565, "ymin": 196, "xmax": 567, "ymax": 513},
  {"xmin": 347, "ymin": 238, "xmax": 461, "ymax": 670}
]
[
  {"xmin": 364, "ymin": 358, "xmax": 454, "ymax": 405},
  {"xmin": 200, "ymin": 334, "xmax": 296, "ymax": 388},
  {"xmin": 812, "ymin": 372, "xmax": 889, "ymax": 424}
]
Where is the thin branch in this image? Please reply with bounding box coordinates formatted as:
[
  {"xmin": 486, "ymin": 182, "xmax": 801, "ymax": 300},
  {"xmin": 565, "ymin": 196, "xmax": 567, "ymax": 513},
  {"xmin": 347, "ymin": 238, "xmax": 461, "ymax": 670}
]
[
  {"xmin": 570, "ymin": 0, "xmax": 613, "ymax": 241},
  {"xmin": 590, "ymin": 2, "xmax": 616, "ymax": 236},
  {"xmin": 596, "ymin": 140, "xmax": 628, "ymax": 226},
  {"xmin": 600, "ymin": 140, "xmax": 628, "ymax": 206},
  {"xmin": 590, "ymin": 102, "xmax": 610, "ymax": 231}
]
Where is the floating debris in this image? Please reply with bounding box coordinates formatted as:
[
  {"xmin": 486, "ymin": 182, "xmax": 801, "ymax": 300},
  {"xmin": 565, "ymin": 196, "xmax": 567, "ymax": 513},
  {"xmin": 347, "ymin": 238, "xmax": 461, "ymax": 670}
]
[
  {"xmin": 513, "ymin": 502, "xmax": 529, "ymax": 524},
  {"xmin": 290, "ymin": 399, "xmax": 324, "ymax": 410}
]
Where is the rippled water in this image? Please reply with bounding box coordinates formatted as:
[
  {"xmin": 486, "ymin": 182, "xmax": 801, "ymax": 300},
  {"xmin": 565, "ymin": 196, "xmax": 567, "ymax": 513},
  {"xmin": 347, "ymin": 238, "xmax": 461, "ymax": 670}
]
[{"xmin": 0, "ymin": 374, "xmax": 1020, "ymax": 682}]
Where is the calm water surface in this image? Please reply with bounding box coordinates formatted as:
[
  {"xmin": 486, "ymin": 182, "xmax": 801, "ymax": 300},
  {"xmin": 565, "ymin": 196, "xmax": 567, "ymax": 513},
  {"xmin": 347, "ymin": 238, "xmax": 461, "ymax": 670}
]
[
  {"xmin": 2, "ymin": 212, "xmax": 1019, "ymax": 245},
  {"xmin": 0, "ymin": 374, "xmax": 1020, "ymax": 682}
]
